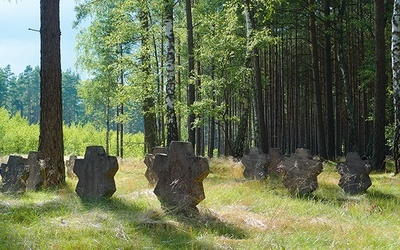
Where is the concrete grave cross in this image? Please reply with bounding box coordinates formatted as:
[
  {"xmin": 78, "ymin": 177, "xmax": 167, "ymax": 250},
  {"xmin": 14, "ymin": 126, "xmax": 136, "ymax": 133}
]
[
  {"xmin": 0, "ymin": 155, "xmax": 30, "ymax": 193},
  {"xmin": 26, "ymin": 151, "xmax": 45, "ymax": 191},
  {"xmin": 153, "ymin": 141, "xmax": 209, "ymax": 212},
  {"xmin": 277, "ymin": 148, "xmax": 323, "ymax": 195},
  {"xmin": 336, "ymin": 152, "xmax": 372, "ymax": 194},
  {"xmin": 144, "ymin": 146, "xmax": 168, "ymax": 185},
  {"xmin": 74, "ymin": 146, "xmax": 118, "ymax": 200}
]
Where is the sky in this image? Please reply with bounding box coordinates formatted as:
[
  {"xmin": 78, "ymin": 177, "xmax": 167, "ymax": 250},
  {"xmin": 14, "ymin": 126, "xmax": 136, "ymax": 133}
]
[{"xmin": 0, "ymin": 1, "xmax": 81, "ymax": 76}]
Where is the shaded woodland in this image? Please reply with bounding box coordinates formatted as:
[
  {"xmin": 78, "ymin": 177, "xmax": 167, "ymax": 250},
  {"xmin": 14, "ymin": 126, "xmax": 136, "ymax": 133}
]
[
  {"xmin": 72, "ymin": 0, "xmax": 397, "ymax": 169},
  {"xmin": 1, "ymin": 0, "xmax": 399, "ymax": 175}
]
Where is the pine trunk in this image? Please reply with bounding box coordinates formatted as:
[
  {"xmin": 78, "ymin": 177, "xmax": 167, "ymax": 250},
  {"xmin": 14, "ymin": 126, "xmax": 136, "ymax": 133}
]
[
  {"xmin": 309, "ymin": 0, "xmax": 327, "ymax": 159},
  {"xmin": 140, "ymin": 4, "xmax": 157, "ymax": 153},
  {"xmin": 372, "ymin": 0, "xmax": 388, "ymax": 171},
  {"xmin": 243, "ymin": 0, "xmax": 268, "ymax": 154},
  {"xmin": 186, "ymin": 0, "xmax": 196, "ymax": 149},
  {"xmin": 337, "ymin": 1, "xmax": 358, "ymax": 152},
  {"xmin": 325, "ymin": 0, "xmax": 335, "ymax": 159},
  {"xmin": 39, "ymin": 0, "xmax": 65, "ymax": 186}
]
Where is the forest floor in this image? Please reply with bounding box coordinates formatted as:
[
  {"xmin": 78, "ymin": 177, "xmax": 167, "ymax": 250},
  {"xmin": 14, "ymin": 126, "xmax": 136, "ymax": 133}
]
[{"xmin": 0, "ymin": 156, "xmax": 399, "ymax": 249}]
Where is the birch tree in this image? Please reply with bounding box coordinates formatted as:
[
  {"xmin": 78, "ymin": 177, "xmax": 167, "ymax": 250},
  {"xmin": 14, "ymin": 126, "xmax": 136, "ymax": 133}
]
[
  {"xmin": 165, "ymin": 0, "xmax": 178, "ymax": 145},
  {"xmin": 392, "ymin": 0, "xmax": 400, "ymax": 175}
]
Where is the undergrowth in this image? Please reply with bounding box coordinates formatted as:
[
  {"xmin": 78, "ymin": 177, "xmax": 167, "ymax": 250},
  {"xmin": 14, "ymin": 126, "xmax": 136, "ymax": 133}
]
[{"xmin": 0, "ymin": 158, "xmax": 399, "ymax": 249}]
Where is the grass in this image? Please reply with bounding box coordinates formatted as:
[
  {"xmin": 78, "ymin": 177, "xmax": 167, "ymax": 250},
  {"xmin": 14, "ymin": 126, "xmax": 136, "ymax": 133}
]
[{"xmin": 0, "ymin": 157, "xmax": 399, "ymax": 249}]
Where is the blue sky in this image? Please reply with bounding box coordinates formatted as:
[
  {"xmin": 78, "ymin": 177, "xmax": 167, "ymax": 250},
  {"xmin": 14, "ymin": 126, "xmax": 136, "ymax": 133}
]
[{"xmin": 0, "ymin": 1, "xmax": 80, "ymax": 75}]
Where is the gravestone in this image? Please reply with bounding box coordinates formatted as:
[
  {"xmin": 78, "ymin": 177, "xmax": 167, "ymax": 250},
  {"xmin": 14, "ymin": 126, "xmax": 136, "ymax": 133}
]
[
  {"xmin": 336, "ymin": 152, "xmax": 371, "ymax": 194},
  {"xmin": 0, "ymin": 155, "xmax": 29, "ymax": 193},
  {"xmin": 153, "ymin": 141, "xmax": 209, "ymax": 213},
  {"xmin": 266, "ymin": 148, "xmax": 285, "ymax": 177},
  {"xmin": 73, "ymin": 146, "xmax": 118, "ymax": 200},
  {"xmin": 277, "ymin": 148, "xmax": 323, "ymax": 195},
  {"xmin": 144, "ymin": 147, "xmax": 168, "ymax": 185},
  {"xmin": 26, "ymin": 151, "xmax": 45, "ymax": 190},
  {"xmin": 242, "ymin": 147, "xmax": 268, "ymax": 179},
  {"xmin": 66, "ymin": 155, "xmax": 78, "ymax": 179}
]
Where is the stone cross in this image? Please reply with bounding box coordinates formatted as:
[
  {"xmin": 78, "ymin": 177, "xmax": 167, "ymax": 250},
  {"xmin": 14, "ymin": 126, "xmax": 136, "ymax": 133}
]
[
  {"xmin": 73, "ymin": 146, "xmax": 118, "ymax": 200},
  {"xmin": 66, "ymin": 155, "xmax": 78, "ymax": 179},
  {"xmin": 336, "ymin": 152, "xmax": 371, "ymax": 194},
  {"xmin": 26, "ymin": 151, "xmax": 45, "ymax": 191},
  {"xmin": 277, "ymin": 148, "xmax": 323, "ymax": 195},
  {"xmin": 242, "ymin": 147, "xmax": 268, "ymax": 179},
  {"xmin": 153, "ymin": 141, "xmax": 209, "ymax": 213},
  {"xmin": 1, "ymin": 155, "xmax": 30, "ymax": 193},
  {"xmin": 266, "ymin": 148, "xmax": 284, "ymax": 177},
  {"xmin": 144, "ymin": 147, "xmax": 168, "ymax": 185}
]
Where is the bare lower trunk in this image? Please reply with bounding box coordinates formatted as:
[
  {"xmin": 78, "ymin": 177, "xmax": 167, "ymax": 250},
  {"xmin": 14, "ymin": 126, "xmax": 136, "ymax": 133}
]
[
  {"xmin": 309, "ymin": 0, "xmax": 327, "ymax": 159},
  {"xmin": 372, "ymin": 0, "xmax": 388, "ymax": 171},
  {"xmin": 39, "ymin": 0, "xmax": 65, "ymax": 186},
  {"xmin": 337, "ymin": 1, "xmax": 358, "ymax": 152},
  {"xmin": 392, "ymin": 0, "xmax": 400, "ymax": 174},
  {"xmin": 164, "ymin": 0, "xmax": 178, "ymax": 146}
]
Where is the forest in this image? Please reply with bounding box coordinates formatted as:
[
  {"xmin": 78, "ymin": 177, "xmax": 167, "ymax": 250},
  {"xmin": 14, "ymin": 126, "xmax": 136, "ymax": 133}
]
[
  {"xmin": 1, "ymin": 1, "xmax": 400, "ymax": 248},
  {"xmin": 1, "ymin": 0, "xmax": 400, "ymax": 173}
]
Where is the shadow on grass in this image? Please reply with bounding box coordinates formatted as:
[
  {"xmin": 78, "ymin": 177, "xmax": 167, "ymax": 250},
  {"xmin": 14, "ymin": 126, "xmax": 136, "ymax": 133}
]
[
  {"xmin": 366, "ymin": 189, "xmax": 400, "ymax": 204},
  {"xmin": 79, "ymin": 194, "xmax": 248, "ymax": 249}
]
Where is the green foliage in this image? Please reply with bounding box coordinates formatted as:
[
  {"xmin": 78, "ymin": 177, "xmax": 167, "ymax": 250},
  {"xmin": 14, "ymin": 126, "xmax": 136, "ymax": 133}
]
[
  {"xmin": 385, "ymin": 123, "xmax": 395, "ymax": 150},
  {"xmin": 0, "ymin": 108, "xmax": 144, "ymax": 158},
  {"xmin": 0, "ymin": 108, "xmax": 39, "ymax": 154}
]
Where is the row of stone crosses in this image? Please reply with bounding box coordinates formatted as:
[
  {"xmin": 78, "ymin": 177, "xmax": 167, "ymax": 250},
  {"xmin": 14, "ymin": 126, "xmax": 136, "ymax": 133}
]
[{"xmin": 0, "ymin": 141, "xmax": 371, "ymax": 213}]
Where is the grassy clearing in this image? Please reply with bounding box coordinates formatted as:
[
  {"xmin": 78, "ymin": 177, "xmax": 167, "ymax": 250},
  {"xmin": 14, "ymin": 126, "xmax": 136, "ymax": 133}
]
[{"xmin": 0, "ymin": 157, "xmax": 399, "ymax": 249}]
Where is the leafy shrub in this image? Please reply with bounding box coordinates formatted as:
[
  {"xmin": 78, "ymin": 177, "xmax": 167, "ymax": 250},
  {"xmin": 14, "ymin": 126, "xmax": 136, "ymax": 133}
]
[{"xmin": 0, "ymin": 107, "xmax": 144, "ymax": 158}]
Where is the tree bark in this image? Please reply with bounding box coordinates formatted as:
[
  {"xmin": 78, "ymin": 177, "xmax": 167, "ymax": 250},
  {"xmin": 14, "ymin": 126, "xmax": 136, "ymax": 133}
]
[
  {"xmin": 244, "ymin": 0, "xmax": 268, "ymax": 154},
  {"xmin": 186, "ymin": 0, "xmax": 196, "ymax": 149},
  {"xmin": 392, "ymin": 0, "xmax": 400, "ymax": 175},
  {"xmin": 372, "ymin": 0, "xmax": 388, "ymax": 171},
  {"xmin": 337, "ymin": 1, "xmax": 358, "ymax": 152},
  {"xmin": 164, "ymin": 0, "xmax": 178, "ymax": 146},
  {"xmin": 309, "ymin": 0, "xmax": 327, "ymax": 159},
  {"xmin": 140, "ymin": 3, "xmax": 157, "ymax": 153},
  {"xmin": 325, "ymin": 0, "xmax": 335, "ymax": 159},
  {"xmin": 39, "ymin": 0, "xmax": 65, "ymax": 186}
]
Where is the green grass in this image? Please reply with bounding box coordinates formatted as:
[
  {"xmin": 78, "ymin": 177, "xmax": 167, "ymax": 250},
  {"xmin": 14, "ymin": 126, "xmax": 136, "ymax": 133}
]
[{"xmin": 0, "ymin": 157, "xmax": 399, "ymax": 249}]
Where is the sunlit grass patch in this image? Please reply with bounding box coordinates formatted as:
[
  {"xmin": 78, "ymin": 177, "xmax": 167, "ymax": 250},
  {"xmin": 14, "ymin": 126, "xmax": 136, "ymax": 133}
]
[{"xmin": 0, "ymin": 157, "xmax": 399, "ymax": 249}]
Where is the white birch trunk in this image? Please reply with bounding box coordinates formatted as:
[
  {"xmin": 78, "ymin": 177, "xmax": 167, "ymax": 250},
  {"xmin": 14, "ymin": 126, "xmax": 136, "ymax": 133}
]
[
  {"xmin": 392, "ymin": 0, "xmax": 400, "ymax": 174},
  {"xmin": 164, "ymin": 0, "xmax": 178, "ymax": 145}
]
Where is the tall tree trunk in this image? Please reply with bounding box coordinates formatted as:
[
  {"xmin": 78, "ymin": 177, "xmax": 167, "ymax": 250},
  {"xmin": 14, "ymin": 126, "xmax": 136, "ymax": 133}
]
[
  {"xmin": 195, "ymin": 60, "xmax": 204, "ymax": 156},
  {"xmin": 106, "ymin": 99, "xmax": 110, "ymax": 154},
  {"xmin": 39, "ymin": 0, "xmax": 65, "ymax": 186},
  {"xmin": 159, "ymin": 35, "xmax": 166, "ymax": 146},
  {"xmin": 140, "ymin": 3, "xmax": 157, "ymax": 153},
  {"xmin": 337, "ymin": 1, "xmax": 358, "ymax": 152},
  {"xmin": 186, "ymin": 0, "xmax": 196, "ymax": 148},
  {"xmin": 118, "ymin": 45, "xmax": 124, "ymax": 158},
  {"xmin": 392, "ymin": 0, "xmax": 400, "ymax": 175},
  {"xmin": 372, "ymin": 0, "xmax": 388, "ymax": 171},
  {"xmin": 309, "ymin": 0, "xmax": 327, "ymax": 159},
  {"xmin": 325, "ymin": 0, "xmax": 335, "ymax": 159},
  {"xmin": 243, "ymin": 0, "xmax": 268, "ymax": 154},
  {"xmin": 208, "ymin": 62, "xmax": 216, "ymax": 158},
  {"xmin": 120, "ymin": 103, "xmax": 124, "ymax": 157},
  {"xmin": 164, "ymin": 0, "xmax": 178, "ymax": 146}
]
